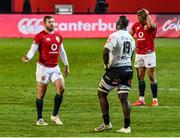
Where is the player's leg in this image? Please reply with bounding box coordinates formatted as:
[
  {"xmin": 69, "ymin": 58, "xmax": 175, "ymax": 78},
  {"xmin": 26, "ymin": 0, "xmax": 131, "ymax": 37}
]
[
  {"xmin": 53, "ymin": 78, "xmax": 64, "ymax": 116},
  {"xmin": 50, "ymin": 67, "xmax": 65, "ymax": 125},
  {"xmin": 98, "ymin": 91, "xmax": 110, "ymax": 125},
  {"xmin": 147, "ymin": 67, "xmax": 158, "ymax": 106},
  {"xmin": 118, "ymin": 93, "xmax": 130, "ymax": 128},
  {"xmin": 137, "ymin": 67, "xmax": 146, "ymax": 101},
  {"xmin": 36, "ymin": 82, "xmax": 48, "ymax": 126},
  {"xmin": 95, "ymin": 69, "xmax": 116, "ymax": 132},
  {"xmin": 132, "ymin": 54, "xmax": 146, "ymax": 106},
  {"xmin": 145, "ymin": 52, "xmax": 158, "ymax": 106},
  {"xmin": 95, "ymin": 90, "xmax": 112, "ymax": 132},
  {"xmin": 117, "ymin": 93, "xmax": 131, "ymax": 133},
  {"xmin": 116, "ymin": 66, "xmax": 132, "ymax": 133},
  {"xmin": 35, "ymin": 63, "xmax": 49, "ymax": 126}
]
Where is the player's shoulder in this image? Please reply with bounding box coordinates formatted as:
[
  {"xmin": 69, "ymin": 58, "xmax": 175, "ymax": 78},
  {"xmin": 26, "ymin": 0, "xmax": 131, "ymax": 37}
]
[
  {"xmin": 110, "ymin": 30, "xmax": 119, "ymax": 36},
  {"xmin": 54, "ymin": 31, "xmax": 61, "ymax": 36},
  {"xmin": 132, "ymin": 22, "xmax": 141, "ymax": 28},
  {"xmin": 54, "ymin": 31, "xmax": 63, "ymax": 38},
  {"xmin": 34, "ymin": 30, "xmax": 46, "ymax": 38},
  {"xmin": 115, "ymin": 30, "xmax": 131, "ymax": 37},
  {"xmin": 110, "ymin": 30, "xmax": 125, "ymax": 36}
]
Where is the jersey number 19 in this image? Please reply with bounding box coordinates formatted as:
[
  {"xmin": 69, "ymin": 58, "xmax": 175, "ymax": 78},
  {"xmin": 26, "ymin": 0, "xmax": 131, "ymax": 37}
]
[{"xmin": 123, "ymin": 41, "xmax": 131, "ymax": 54}]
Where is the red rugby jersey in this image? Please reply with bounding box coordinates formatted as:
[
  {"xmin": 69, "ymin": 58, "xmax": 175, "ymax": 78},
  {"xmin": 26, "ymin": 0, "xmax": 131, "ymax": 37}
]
[
  {"xmin": 34, "ymin": 30, "xmax": 62, "ymax": 67},
  {"xmin": 132, "ymin": 22, "xmax": 157, "ymax": 54}
]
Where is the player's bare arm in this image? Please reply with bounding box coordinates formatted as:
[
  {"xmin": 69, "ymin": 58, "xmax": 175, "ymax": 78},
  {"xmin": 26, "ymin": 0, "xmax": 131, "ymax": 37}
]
[
  {"xmin": 64, "ymin": 65, "xmax": 69, "ymax": 78},
  {"xmin": 143, "ymin": 8, "xmax": 156, "ymax": 29},
  {"xmin": 129, "ymin": 29, "xmax": 135, "ymax": 36},
  {"xmin": 103, "ymin": 48, "xmax": 110, "ymax": 71}
]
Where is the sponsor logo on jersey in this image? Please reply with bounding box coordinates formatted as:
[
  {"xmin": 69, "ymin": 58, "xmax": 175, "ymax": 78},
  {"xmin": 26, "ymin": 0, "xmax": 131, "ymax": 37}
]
[
  {"xmin": 49, "ymin": 43, "xmax": 58, "ymax": 54},
  {"xmin": 46, "ymin": 38, "xmax": 51, "ymax": 41}
]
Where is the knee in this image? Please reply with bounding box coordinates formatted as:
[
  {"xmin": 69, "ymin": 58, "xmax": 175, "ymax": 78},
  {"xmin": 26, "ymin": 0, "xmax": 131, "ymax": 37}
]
[
  {"xmin": 57, "ymin": 86, "xmax": 65, "ymax": 95},
  {"xmin": 148, "ymin": 75, "xmax": 156, "ymax": 83},
  {"xmin": 37, "ymin": 94, "xmax": 45, "ymax": 99},
  {"xmin": 138, "ymin": 74, "xmax": 145, "ymax": 81}
]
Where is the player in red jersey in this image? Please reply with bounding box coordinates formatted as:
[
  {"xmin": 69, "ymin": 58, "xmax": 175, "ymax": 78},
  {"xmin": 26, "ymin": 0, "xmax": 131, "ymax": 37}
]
[
  {"xmin": 22, "ymin": 15, "xmax": 69, "ymax": 125},
  {"xmin": 130, "ymin": 9, "xmax": 158, "ymax": 106}
]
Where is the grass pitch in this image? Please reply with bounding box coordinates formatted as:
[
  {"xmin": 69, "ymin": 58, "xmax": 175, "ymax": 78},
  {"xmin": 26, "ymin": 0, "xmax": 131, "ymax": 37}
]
[{"xmin": 0, "ymin": 38, "xmax": 180, "ymax": 136}]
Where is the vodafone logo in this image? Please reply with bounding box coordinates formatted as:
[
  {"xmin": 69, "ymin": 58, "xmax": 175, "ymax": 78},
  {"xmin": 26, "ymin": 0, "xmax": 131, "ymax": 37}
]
[
  {"xmin": 138, "ymin": 32, "xmax": 144, "ymax": 38},
  {"xmin": 49, "ymin": 43, "xmax": 58, "ymax": 54},
  {"xmin": 18, "ymin": 18, "xmax": 44, "ymax": 34},
  {"xmin": 51, "ymin": 43, "xmax": 58, "ymax": 51}
]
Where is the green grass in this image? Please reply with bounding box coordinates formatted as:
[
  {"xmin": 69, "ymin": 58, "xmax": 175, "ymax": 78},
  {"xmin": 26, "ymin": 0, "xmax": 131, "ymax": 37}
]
[{"xmin": 0, "ymin": 38, "xmax": 180, "ymax": 136}]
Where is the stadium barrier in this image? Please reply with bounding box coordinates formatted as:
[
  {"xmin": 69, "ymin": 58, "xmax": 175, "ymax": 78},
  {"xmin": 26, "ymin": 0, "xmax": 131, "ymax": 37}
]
[{"xmin": 0, "ymin": 14, "xmax": 179, "ymax": 38}]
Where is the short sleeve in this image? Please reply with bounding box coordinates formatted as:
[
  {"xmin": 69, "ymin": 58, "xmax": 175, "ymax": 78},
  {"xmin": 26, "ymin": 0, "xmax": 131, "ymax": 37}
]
[
  {"xmin": 104, "ymin": 34, "xmax": 117, "ymax": 51},
  {"xmin": 33, "ymin": 34, "xmax": 41, "ymax": 45},
  {"xmin": 131, "ymin": 23, "xmax": 136, "ymax": 32},
  {"xmin": 56, "ymin": 32, "xmax": 63, "ymax": 45}
]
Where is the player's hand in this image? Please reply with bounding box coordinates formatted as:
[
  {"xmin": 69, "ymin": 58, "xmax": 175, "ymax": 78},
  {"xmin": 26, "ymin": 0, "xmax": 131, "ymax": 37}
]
[
  {"xmin": 143, "ymin": 8, "xmax": 149, "ymax": 15},
  {"xmin": 64, "ymin": 65, "xmax": 69, "ymax": 78},
  {"xmin": 104, "ymin": 64, "xmax": 109, "ymax": 71},
  {"xmin": 22, "ymin": 55, "xmax": 30, "ymax": 63}
]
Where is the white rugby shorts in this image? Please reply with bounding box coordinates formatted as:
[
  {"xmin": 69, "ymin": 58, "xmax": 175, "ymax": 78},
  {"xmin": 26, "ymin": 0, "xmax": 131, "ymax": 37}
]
[
  {"xmin": 36, "ymin": 63, "xmax": 64, "ymax": 84},
  {"xmin": 134, "ymin": 52, "xmax": 156, "ymax": 68}
]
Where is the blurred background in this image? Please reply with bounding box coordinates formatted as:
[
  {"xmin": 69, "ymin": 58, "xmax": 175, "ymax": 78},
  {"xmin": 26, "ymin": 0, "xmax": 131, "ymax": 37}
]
[{"xmin": 1, "ymin": 0, "xmax": 180, "ymax": 14}]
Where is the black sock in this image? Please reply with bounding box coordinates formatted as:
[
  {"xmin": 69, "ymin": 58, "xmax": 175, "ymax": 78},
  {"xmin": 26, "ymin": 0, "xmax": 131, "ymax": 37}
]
[
  {"xmin": 150, "ymin": 83, "xmax": 158, "ymax": 98},
  {"xmin": 36, "ymin": 98, "xmax": 43, "ymax": 120},
  {"xmin": 139, "ymin": 80, "xmax": 145, "ymax": 97},
  {"xmin": 124, "ymin": 118, "xmax": 130, "ymax": 128},
  {"xmin": 53, "ymin": 94, "xmax": 63, "ymax": 116},
  {"xmin": 103, "ymin": 114, "xmax": 110, "ymax": 125}
]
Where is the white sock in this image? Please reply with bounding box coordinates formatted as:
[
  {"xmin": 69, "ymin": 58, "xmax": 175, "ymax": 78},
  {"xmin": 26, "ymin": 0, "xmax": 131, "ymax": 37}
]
[
  {"xmin": 153, "ymin": 98, "xmax": 157, "ymax": 101},
  {"xmin": 139, "ymin": 96, "xmax": 145, "ymax": 101}
]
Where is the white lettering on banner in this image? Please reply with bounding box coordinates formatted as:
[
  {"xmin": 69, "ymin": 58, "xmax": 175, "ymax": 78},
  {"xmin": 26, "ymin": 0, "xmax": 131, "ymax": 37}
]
[
  {"xmin": 162, "ymin": 18, "xmax": 180, "ymax": 32},
  {"xmin": 58, "ymin": 19, "xmax": 116, "ymax": 31},
  {"xmin": 18, "ymin": 18, "xmax": 133, "ymax": 35}
]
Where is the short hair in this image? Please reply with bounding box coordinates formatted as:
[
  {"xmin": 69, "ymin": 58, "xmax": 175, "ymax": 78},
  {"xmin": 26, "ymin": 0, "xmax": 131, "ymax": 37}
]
[
  {"xmin": 137, "ymin": 9, "xmax": 147, "ymax": 19},
  {"xmin": 43, "ymin": 15, "xmax": 54, "ymax": 23},
  {"xmin": 116, "ymin": 15, "xmax": 129, "ymax": 29}
]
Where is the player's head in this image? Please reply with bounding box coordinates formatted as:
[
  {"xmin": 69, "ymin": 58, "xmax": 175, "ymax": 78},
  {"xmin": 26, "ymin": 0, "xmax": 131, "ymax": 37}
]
[
  {"xmin": 137, "ymin": 9, "xmax": 147, "ymax": 25},
  {"xmin": 43, "ymin": 15, "xmax": 55, "ymax": 32},
  {"xmin": 116, "ymin": 15, "xmax": 129, "ymax": 30}
]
